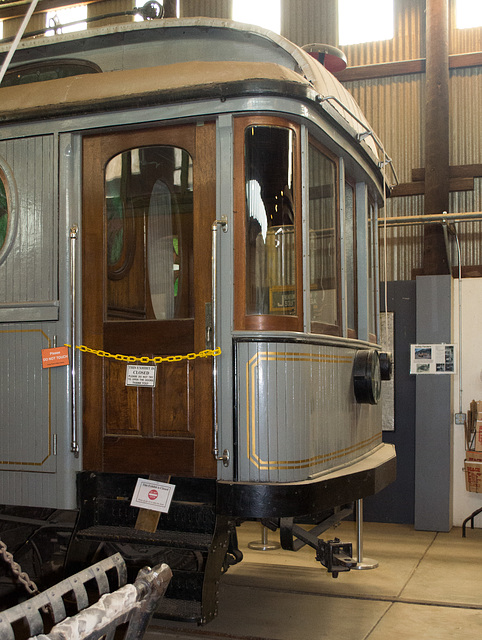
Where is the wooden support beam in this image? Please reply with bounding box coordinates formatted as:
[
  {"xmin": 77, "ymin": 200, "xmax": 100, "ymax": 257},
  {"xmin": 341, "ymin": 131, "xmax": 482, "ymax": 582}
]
[
  {"xmin": 412, "ymin": 164, "xmax": 482, "ymax": 182},
  {"xmin": 423, "ymin": 0, "xmax": 450, "ymax": 276},
  {"xmin": 390, "ymin": 177, "xmax": 474, "ymax": 198},
  {"xmin": 336, "ymin": 59, "xmax": 425, "ymax": 82},
  {"xmin": 0, "ymin": 0, "xmax": 100, "ymax": 20},
  {"xmin": 335, "ymin": 52, "xmax": 482, "ymax": 83}
]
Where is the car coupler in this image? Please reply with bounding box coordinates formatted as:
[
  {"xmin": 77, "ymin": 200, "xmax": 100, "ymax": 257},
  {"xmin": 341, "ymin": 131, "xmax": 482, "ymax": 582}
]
[{"xmin": 316, "ymin": 538, "xmax": 356, "ymax": 578}]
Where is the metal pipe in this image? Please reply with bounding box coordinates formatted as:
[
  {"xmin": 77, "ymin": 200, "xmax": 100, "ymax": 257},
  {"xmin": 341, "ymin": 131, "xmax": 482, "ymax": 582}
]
[
  {"xmin": 0, "ymin": 4, "xmax": 163, "ymax": 44},
  {"xmin": 0, "ymin": 0, "xmax": 40, "ymax": 85},
  {"xmin": 352, "ymin": 499, "xmax": 378, "ymax": 570},
  {"xmin": 356, "ymin": 499, "xmax": 364, "ymax": 562},
  {"xmin": 378, "ymin": 211, "xmax": 482, "ymax": 227},
  {"xmin": 70, "ymin": 225, "xmax": 79, "ymax": 456},
  {"xmin": 451, "ymin": 226, "xmax": 463, "ymax": 414},
  {"xmin": 316, "ymin": 94, "xmax": 399, "ymax": 186},
  {"xmin": 211, "ymin": 215, "xmax": 228, "ymax": 464}
]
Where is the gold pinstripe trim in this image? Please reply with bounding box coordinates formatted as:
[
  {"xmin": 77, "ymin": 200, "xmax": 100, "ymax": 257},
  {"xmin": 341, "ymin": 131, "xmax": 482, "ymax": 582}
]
[
  {"xmin": 0, "ymin": 329, "xmax": 52, "ymax": 467},
  {"xmin": 246, "ymin": 350, "xmax": 380, "ymax": 470}
]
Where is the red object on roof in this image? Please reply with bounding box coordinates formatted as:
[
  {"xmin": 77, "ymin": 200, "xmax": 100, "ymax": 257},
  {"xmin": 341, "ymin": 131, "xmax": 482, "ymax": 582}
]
[{"xmin": 301, "ymin": 43, "xmax": 348, "ymax": 73}]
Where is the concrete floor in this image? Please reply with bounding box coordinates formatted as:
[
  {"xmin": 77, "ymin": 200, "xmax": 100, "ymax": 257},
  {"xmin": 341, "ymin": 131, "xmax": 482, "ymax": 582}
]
[{"xmin": 146, "ymin": 519, "xmax": 482, "ymax": 640}]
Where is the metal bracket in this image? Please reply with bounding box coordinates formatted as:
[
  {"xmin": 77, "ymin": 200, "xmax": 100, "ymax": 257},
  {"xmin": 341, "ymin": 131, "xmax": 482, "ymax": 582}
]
[
  {"xmin": 279, "ymin": 508, "xmax": 355, "ymax": 577},
  {"xmin": 316, "ymin": 538, "xmax": 355, "ymax": 577}
]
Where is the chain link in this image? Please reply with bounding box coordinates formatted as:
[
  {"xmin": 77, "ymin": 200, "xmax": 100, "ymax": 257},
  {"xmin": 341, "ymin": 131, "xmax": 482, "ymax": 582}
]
[
  {"xmin": 64, "ymin": 344, "xmax": 221, "ymax": 364},
  {"xmin": 0, "ymin": 538, "xmax": 39, "ymax": 596}
]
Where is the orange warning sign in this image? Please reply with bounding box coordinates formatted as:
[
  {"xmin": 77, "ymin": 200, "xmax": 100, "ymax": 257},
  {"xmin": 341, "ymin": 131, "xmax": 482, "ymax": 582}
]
[{"xmin": 42, "ymin": 346, "xmax": 69, "ymax": 368}]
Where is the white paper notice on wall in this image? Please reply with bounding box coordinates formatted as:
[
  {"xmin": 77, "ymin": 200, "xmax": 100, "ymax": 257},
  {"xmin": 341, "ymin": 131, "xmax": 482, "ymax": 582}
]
[
  {"xmin": 410, "ymin": 343, "xmax": 456, "ymax": 374},
  {"xmin": 130, "ymin": 478, "xmax": 175, "ymax": 513}
]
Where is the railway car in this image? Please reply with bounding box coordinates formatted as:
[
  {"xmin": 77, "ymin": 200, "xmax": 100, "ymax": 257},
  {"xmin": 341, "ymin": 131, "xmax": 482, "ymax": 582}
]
[{"xmin": 0, "ymin": 11, "xmax": 395, "ymax": 624}]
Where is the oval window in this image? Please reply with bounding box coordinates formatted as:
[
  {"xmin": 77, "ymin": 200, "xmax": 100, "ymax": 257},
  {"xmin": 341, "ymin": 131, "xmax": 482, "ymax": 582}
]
[
  {"xmin": 0, "ymin": 173, "xmax": 8, "ymax": 250},
  {"xmin": 0, "ymin": 159, "xmax": 18, "ymax": 267}
]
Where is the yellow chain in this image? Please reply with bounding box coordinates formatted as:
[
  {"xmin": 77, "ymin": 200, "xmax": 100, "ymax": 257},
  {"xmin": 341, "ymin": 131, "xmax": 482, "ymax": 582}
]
[{"xmin": 64, "ymin": 344, "xmax": 221, "ymax": 364}]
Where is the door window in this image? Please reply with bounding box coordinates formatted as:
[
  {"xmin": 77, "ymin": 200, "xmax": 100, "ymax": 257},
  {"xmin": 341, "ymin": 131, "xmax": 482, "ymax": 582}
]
[{"xmin": 105, "ymin": 146, "xmax": 193, "ymax": 321}]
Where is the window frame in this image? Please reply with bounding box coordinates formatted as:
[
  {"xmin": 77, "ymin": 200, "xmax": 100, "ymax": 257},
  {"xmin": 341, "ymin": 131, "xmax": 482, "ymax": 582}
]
[
  {"xmin": 307, "ymin": 137, "xmax": 342, "ymax": 337},
  {"xmin": 344, "ymin": 176, "xmax": 358, "ymax": 339},
  {"xmin": 0, "ymin": 158, "xmax": 18, "ymax": 268},
  {"xmin": 233, "ymin": 115, "xmax": 303, "ymax": 332},
  {"xmin": 367, "ymin": 196, "xmax": 378, "ymax": 344}
]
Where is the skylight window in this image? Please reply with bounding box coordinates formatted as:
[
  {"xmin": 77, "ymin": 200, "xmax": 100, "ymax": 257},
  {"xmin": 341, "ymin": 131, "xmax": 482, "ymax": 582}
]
[
  {"xmin": 45, "ymin": 5, "xmax": 87, "ymax": 36},
  {"xmin": 338, "ymin": 0, "xmax": 394, "ymax": 45},
  {"xmin": 232, "ymin": 0, "xmax": 281, "ymax": 34},
  {"xmin": 456, "ymin": 0, "xmax": 482, "ymax": 29}
]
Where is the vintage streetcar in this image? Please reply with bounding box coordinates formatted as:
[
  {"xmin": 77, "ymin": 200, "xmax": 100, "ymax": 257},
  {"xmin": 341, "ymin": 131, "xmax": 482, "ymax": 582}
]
[{"xmin": 0, "ymin": 11, "xmax": 395, "ymax": 624}]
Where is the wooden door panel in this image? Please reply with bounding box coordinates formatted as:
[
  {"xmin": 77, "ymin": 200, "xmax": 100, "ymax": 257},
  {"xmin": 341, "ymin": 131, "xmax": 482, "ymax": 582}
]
[
  {"xmin": 103, "ymin": 436, "xmax": 195, "ymax": 475},
  {"xmin": 82, "ymin": 123, "xmax": 216, "ymax": 478},
  {"xmin": 155, "ymin": 361, "xmax": 194, "ymax": 436},
  {"xmin": 105, "ymin": 360, "xmax": 142, "ymax": 435},
  {"xmin": 104, "ymin": 319, "xmax": 194, "ymax": 355},
  {"xmin": 104, "ymin": 361, "xmax": 194, "ymax": 437}
]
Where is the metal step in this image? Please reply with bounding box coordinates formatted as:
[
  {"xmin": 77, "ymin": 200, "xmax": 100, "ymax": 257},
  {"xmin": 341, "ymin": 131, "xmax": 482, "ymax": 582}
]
[
  {"xmin": 153, "ymin": 598, "xmax": 203, "ymax": 623},
  {"xmin": 69, "ymin": 472, "xmax": 233, "ymax": 625},
  {"xmin": 75, "ymin": 525, "xmax": 213, "ymax": 551}
]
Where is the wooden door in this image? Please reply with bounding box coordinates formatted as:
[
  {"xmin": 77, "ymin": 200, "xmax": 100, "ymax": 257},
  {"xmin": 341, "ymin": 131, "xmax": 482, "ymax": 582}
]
[{"xmin": 82, "ymin": 123, "xmax": 216, "ymax": 478}]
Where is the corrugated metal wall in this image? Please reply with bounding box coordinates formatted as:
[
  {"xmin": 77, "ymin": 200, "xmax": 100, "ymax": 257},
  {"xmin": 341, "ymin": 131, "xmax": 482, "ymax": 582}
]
[
  {"xmin": 181, "ymin": 0, "xmax": 230, "ymax": 18},
  {"xmin": 281, "ymin": 0, "xmax": 338, "ymax": 48},
  {"xmin": 346, "ymin": 73, "xmax": 426, "ymax": 281},
  {"xmin": 341, "ymin": 0, "xmax": 426, "ymax": 66},
  {"xmin": 275, "ymin": 0, "xmax": 482, "ymax": 280}
]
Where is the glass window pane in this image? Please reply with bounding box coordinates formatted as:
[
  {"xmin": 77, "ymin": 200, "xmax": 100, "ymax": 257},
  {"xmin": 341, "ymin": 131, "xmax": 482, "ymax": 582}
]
[
  {"xmin": 309, "ymin": 144, "xmax": 338, "ymax": 328},
  {"xmin": 232, "ymin": 0, "xmax": 281, "ymax": 33},
  {"xmin": 338, "ymin": 0, "xmax": 394, "ymax": 45},
  {"xmin": 245, "ymin": 126, "xmax": 296, "ymax": 316},
  {"xmin": 368, "ymin": 201, "xmax": 376, "ymax": 336},
  {"xmin": 105, "ymin": 145, "xmax": 193, "ymax": 321},
  {"xmin": 45, "ymin": 4, "xmax": 87, "ymax": 36},
  {"xmin": 456, "ymin": 0, "xmax": 482, "ymax": 29},
  {"xmin": 345, "ymin": 182, "xmax": 356, "ymax": 332},
  {"xmin": 0, "ymin": 175, "xmax": 7, "ymax": 250}
]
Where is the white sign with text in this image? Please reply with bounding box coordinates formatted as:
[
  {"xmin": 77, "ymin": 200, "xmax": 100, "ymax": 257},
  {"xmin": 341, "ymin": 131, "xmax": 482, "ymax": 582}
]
[{"xmin": 130, "ymin": 478, "xmax": 175, "ymax": 513}]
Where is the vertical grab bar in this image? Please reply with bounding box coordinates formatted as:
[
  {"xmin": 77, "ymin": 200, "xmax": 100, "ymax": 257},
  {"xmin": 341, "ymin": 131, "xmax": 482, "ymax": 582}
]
[
  {"xmin": 70, "ymin": 225, "xmax": 79, "ymax": 456},
  {"xmin": 211, "ymin": 215, "xmax": 228, "ymax": 465}
]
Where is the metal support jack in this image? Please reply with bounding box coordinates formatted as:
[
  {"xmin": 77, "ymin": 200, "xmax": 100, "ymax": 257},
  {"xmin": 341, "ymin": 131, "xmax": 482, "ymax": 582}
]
[
  {"xmin": 248, "ymin": 523, "xmax": 280, "ymax": 551},
  {"xmin": 352, "ymin": 499, "xmax": 378, "ymax": 570}
]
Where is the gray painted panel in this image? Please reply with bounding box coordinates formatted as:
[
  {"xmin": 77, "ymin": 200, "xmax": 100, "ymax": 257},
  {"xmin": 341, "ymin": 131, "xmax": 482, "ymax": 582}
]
[
  {"xmin": 415, "ymin": 275, "xmax": 453, "ymax": 531},
  {"xmin": 0, "ymin": 133, "xmax": 79, "ymax": 510},
  {"xmin": 0, "ymin": 303, "xmax": 59, "ymax": 322},
  {"xmin": 236, "ymin": 339, "xmax": 382, "ymax": 483},
  {"xmin": 0, "ymin": 326, "xmax": 55, "ymax": 472},
  {"xmin": 0, "ymin": 136, "xmax": 58, "ymax": 313},
  {"xmin": 215, "ymin": 114, "xmax": 235, "ymax": 481}
]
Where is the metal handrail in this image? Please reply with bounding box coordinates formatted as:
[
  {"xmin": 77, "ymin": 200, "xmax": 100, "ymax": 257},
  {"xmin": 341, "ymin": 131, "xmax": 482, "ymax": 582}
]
[
  {"xmin": 69, "ymin": 224, "xmax": 79, "ymax": 456},
  {"xmin": 211, "ymin": 215, "xmax": 229, "ymax": 466}
]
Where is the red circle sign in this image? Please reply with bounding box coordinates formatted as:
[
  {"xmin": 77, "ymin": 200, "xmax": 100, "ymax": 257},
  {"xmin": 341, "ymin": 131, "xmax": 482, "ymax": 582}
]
[{"xmin": 148, "ymin": 489, "xmax": 158, "ymax": 501}]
